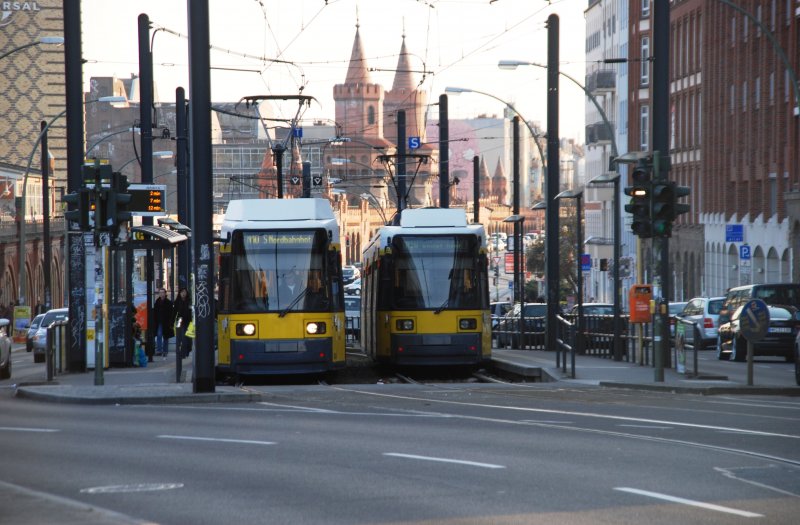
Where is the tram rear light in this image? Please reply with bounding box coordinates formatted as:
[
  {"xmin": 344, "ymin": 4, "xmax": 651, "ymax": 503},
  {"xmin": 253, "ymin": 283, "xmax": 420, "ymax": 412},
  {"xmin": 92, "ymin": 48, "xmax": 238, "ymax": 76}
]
[
  {"xmin": 459, "ymin": 318, "xmax": 477, "ymax": 330},
  {"xmin": 235, "ymin": 323, "xmax": 256, "ymax": 336},
  {"xmin": 396, "ymin": 319, "xmax": 414, "ymax": 331},
  {"xmin": 469, "ymin": 345, "xmax": 477, "ymax": 352},
  {"xmin": 306, "ymin": 322, "xmax": 326, "ymax": 334}
]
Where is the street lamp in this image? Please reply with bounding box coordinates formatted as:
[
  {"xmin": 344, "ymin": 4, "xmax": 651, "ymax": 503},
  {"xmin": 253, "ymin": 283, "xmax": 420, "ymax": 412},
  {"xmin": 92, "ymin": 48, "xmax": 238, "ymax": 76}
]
[
  {"xmin": 588, "ymin": 171, "xmax": 623, "ymax": 361},
  {"xmin": 0, "ymin": 36, "xmax": 64, "ymax": 61},
  {"xmin": 498, "ymin": 60, "xmax": 619, "ymax": 160},
  {"xmin": 555, "ymin": 188, "xmax": 583, "ymax": 378},
  {"xmin": 444, "ymin": 86, "xmax": 547, "ymax": 178},
  {"xmin": 503, "ymin": 214, "xmax": 526, "ymax": 349},
  {"xmin": 17, "ymin": 96, "xmax": 126, "ymax": 304}
]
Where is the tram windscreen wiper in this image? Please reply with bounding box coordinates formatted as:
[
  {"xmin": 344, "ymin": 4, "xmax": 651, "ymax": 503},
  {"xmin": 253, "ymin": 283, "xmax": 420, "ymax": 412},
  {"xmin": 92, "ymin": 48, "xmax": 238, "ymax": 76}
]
[
  {"xmin": 278, "ymin": 286, "xmax": 308, "ymax": 318},
  {"xmin": 434, "ymin": 296, "xmax": 450, "ymax": 315}
]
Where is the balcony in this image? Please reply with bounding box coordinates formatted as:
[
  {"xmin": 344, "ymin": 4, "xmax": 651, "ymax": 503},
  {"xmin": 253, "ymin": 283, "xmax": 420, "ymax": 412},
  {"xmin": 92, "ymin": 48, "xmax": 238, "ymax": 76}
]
[{"xmin": 585, "ymin": 69, "xmax": 616, "ymax": 94}]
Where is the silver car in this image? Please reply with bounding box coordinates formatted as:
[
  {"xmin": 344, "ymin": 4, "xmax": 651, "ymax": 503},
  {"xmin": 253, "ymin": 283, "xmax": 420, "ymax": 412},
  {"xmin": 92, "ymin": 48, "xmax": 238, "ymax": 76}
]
[
  {"xmin": 676, "ymin": 296, "xmax": 725, "ymax": 349},
  {"xmin": 0, "ymin": 318, "xmax": 11, "ymax": 379},
  {"xmin": 31, "ymin": 308, "xmax": 68, "ymax": 363}
]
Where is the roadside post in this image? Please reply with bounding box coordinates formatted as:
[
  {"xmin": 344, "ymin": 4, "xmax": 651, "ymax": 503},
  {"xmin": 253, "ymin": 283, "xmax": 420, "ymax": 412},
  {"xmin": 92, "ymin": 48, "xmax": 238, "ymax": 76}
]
[{"xmin": 738, "ymin": 299, "xmax": 770, "ymax": 386}]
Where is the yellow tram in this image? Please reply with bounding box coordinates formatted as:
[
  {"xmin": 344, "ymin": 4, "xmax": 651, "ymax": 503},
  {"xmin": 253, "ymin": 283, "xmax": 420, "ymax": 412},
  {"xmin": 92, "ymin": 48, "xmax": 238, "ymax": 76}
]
[
  {"xmin": 360, "ymin": 208, "xmax": 491, "ymax": 366},
  {"xmin": 216, "ymin": 199, "xmax": 346, "ymax": 379}
]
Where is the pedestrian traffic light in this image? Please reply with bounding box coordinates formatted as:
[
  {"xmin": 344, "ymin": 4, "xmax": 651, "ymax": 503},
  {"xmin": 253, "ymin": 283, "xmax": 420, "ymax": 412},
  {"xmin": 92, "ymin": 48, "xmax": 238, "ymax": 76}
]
[
  {"xmin": 623, "ymin": 157, "xmax": 653, "ymax": 238},
  {"xmin": 651, "ymin": 181, "xmax": 674, "ymax": 237},
  {"xmin": 106, "ymin": 171, "xmax": 132, "ymax": 233},
  {"xmin": 63, "ymin": 188, "xmax": 91, "ymax": 231}
]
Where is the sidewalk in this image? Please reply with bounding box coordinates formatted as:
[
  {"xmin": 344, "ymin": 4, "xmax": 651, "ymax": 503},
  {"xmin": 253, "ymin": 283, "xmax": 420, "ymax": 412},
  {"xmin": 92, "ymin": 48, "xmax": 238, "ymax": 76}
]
[{"xmin": 12, "ymin": 346, "xmax": 800, "ymax": 405}]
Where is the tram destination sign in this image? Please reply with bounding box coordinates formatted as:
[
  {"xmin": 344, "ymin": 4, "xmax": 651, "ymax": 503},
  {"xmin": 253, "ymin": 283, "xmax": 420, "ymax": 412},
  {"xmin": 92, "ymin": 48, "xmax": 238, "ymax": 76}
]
[{"xmin": 128, "ymin": 184, "xmax": 166, "ymax": 216}]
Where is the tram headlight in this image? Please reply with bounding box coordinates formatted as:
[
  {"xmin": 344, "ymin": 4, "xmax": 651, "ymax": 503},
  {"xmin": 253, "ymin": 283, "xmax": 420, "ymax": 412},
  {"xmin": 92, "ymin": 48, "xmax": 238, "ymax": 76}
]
[
  {"xmin": 235, "ymin": 323, "xmax": 257, "ymax": 336},
  {"xmin": 459, "ymin": 318, "xmax": 477, "ymax": 330},
  {"xmin": 396, "ymin": 319, "xmax": 414, "ymax": 331},
  {"xmin": 306, "ymin": 322, "xmax": 326, "ymax": 335}
]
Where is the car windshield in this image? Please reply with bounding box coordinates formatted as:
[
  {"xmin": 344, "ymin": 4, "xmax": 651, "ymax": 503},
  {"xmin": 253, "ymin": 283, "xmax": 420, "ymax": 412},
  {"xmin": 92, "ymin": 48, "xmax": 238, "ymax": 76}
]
[
  {"xmin": 584, "ymin": 305, "xmax": 613, "ymax": 315},
  {"xmin": 344, "ymin": 297, "xmax": 360, "ymax": 311},
  {"xmin": 768, "ymin": 307, "xmax": 793, "ymax": 320},
  {"xmin": 30, "ymin": 315, "xmax": 44, "ymax": 330},
  {"xmin": 42, "ymin": 310, "xmax": 67, "ymax": 326},
  {"xmin": 522, "ymin": 304, "xmax": 547, "ymax": 317}
]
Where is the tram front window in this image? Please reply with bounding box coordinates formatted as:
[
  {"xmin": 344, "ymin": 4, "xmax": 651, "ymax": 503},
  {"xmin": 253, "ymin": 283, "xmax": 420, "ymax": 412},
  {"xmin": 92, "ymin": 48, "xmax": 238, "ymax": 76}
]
[
  {"xmin": 231, "ymin": 230, "xmax": 330, "ymax": 312},
  {"xmin": 390, "ymin": 235, "xmax": 486, "ymax": 310}
]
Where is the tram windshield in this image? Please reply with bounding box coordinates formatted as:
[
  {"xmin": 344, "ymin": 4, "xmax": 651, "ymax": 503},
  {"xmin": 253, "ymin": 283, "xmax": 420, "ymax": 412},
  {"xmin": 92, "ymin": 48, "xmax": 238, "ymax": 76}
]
[
  {"xmin": 230, "ymin": 229, "xmax": 330, "ymax": 312},
  {"xmin": 389, "ymin": 234, "xmax": 486, "ymax": 310}
]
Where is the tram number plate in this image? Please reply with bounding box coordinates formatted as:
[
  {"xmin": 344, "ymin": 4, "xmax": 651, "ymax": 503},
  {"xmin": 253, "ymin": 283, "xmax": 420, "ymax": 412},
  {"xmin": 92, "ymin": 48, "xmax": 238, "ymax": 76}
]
[
  {"xmin": 423, "ymin": 335, "xmax": 451, "ymax": 345},
  {"xmin": 264, "ymin": 342, "xmax": 302, "ymax": 353}
]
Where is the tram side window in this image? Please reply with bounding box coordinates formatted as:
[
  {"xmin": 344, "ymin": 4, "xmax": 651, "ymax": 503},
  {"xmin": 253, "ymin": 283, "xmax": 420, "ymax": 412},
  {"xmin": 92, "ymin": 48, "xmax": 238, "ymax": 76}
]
[{"xmin": 219, "ymin": 254, "xmax": 231, "ymax": 312}]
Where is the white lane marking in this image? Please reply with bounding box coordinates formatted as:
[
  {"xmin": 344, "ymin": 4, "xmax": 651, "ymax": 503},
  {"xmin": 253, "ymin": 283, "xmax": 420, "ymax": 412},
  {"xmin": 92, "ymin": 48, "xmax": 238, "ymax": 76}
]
[
  {"xmin": 258, "ymin": 401, "xmax": 337, "ymax": 413},
  {"xmin": 714, "ymin": 466, "xmax": 800, "ymax": 498},
  {"xmin": 157, "ymin": 435, "xmax": 275, "ymax": 445},
  {"xmin": 384, "ymin": 453, "xmax": 505, "ymax": 469},
  {"xmin": 614, "ymin": 487, "xmax": 763, "ymax": 518},
  {"xmin": 81, "ymin": 483, "xmax": 183, "ymax": 494},
  {"xmin": 618, "ymin": 424, "xmax": 673, "ymax": 429},
  {"xmin": 0, "ymin": 426, "xmax": 60, "ymax": 433},
  {"xmin": 332, "ymin": 386, "xmax": 800, "ymax": 439}
]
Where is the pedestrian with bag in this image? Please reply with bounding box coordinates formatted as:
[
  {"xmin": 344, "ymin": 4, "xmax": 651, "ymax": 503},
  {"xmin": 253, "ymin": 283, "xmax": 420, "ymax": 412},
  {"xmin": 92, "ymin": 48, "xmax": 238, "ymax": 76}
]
[
  {"xmin": 152, "ymin": 288, "xmax": 174, "ymax": 357},
  {"xmin": 173, "ymin": 287, "xmax": 192, "ymax": 359}
]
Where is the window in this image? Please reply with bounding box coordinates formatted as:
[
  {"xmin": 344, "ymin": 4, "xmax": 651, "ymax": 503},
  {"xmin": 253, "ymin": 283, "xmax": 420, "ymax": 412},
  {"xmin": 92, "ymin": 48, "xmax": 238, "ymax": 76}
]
[
  {"xmin": 641, "ymin": 0, "xmax": 650, "ymax": 17},
  {"xmin": 742, "ymin": 80, "xmax": 748, "ymax": 111},
  {"xmin": 640, "ymin": 37, "xmax": 650, "ymax": 86},
  {"xmin": 640, "ymin": 105, "xmax": 650, "ymax": 150},
  {"xmin": 367, "ymin": 105, "xmax": 375, "ymax": 125},
  {"xmin": 770, "ymin": 72, "xmax": 775, "ymax": 104}
]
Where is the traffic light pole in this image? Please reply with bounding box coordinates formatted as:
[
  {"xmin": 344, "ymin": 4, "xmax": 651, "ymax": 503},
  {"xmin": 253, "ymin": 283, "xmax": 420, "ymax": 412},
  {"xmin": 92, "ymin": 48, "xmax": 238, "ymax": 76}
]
[{"xmin": 651, "ymin": 152, "xmax": 668, "ymax": 382}]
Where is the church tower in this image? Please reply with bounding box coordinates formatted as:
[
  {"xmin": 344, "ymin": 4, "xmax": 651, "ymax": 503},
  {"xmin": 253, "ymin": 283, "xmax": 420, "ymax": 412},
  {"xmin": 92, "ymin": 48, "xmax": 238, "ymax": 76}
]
[
  {"xmin": 383, "ymin": 34, "xmax": 427, "ymax": 145},
  {"xmin": 333, "ymin": 23, "xmax": 385, "ymax": 140}
]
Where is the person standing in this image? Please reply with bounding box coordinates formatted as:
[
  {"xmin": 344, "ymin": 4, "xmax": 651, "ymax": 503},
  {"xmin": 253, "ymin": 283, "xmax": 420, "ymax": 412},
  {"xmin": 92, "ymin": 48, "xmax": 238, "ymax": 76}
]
[
  {"xmin": 152, "ymin": 288, "xmax": 174, "ymax": 357},
  {"xmin": 173, "ymin": 287, "xmax": 192, "ymax": 358}
]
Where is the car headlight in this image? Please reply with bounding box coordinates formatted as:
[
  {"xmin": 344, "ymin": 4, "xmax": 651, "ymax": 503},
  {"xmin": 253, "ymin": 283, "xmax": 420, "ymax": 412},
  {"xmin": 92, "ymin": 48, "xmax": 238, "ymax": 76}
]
[
  {"xmin": 459, "ymin": 318, "xmax": 477, "ymax": 330},
  {"xmin": 306, "ymin": 322, "xmax": 326, "ymax": 335},
  {"xmin": 396, "ymin": 319, "xmax": 414, "ymax": 331},
  {"xmin": 235, "ymin": 323, "xmax": 256, "ymax": 336}
]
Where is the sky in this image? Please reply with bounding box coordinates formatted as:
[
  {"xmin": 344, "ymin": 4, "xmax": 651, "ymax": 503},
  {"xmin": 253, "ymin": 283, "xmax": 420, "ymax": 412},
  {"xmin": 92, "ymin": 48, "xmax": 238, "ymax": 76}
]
[{"xmin": 82, "ymin": 0, "xmax": 589, "ymax": 139}]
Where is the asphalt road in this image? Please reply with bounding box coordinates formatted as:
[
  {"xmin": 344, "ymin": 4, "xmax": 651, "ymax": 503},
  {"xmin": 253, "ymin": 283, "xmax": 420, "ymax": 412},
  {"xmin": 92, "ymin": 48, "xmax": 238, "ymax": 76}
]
[{"xmin": 2, "ymin": 379, "xmax": 799, "ymax": 524}]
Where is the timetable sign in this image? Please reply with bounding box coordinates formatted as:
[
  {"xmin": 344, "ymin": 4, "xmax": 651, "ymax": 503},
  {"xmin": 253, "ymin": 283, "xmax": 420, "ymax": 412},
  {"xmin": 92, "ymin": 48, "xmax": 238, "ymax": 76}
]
[{"xmin": 128, "ymin": 184, "xmax": 167, "ymax": 216}]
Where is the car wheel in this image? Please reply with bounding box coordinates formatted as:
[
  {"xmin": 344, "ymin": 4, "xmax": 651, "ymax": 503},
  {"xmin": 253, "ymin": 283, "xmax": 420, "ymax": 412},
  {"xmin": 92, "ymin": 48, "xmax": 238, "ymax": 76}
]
[
  {"xmin": 715, "ymin": 336, "xmax": 728, "ymax": 360},
  {"xmin": 795, "ymin": 351, "xmax": 800, "ymax": 386},
  {"xmin": 33, "ymin": 353, "xmax": 45, "ymax": 364},
  {"xmin": 731, "ymin": 336, "xmax": 747, "ymax": 362},
  {"xmin": 785, "ymin": 351, "xmax": 795, "ymax": 363}
]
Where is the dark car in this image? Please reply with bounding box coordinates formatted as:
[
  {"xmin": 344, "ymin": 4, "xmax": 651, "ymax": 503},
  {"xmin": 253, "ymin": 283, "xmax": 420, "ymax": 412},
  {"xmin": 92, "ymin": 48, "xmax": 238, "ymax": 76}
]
[
  {"xmin": 717, "ymin": 304, "xmax": 799, "ymax": 362},
  {"xmin": 0, "ymin": 318, "xmax": 11, "ymax": 380},
  {"xmin": 342, "ymin": 265, "xmax": 360, "ymax": 286},
  {"xmin": 569, "ymin": 303, "xmax": 615, "ymax": 351},
  {"xmin": 26, "ymin": 313, "xmax": 45, "ymax": 352},
  {"xmin": 718, "ymin": 283, "xmax": 800, "ymax": 327},
  {"xmin": 495, "ymin": 303, "xmax": 547, "ymax": 349},
  {"xmin": 795, "ymin": 331, "xmax": 800, "ymax": 385}
]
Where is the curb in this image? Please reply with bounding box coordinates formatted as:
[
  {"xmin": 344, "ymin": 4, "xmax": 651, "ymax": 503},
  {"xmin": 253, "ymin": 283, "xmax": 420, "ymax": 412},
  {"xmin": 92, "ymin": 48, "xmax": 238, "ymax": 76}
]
[
  {"xmin": 598, "ymin": 381, "xmax": 800, "ymax": 396},
  {"xmin": 14, "ymin": 384, "xmax": 263, "ymax": 405}
]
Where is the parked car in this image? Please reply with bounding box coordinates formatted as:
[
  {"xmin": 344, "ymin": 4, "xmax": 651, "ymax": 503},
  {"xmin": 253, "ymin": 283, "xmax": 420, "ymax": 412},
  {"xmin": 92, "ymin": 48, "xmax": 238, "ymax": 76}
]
[
  {"xmin": 490, "ymin": 301, "xmax": 512, "ymax": 329},
  {"xmin": 31, "ymin": 308, "xmax": 68, "ymax": 363},
  {"xmin": 795, "ymin": 331, "xmax": 800, "ymax": 385},
  {"xmin": 717, "ymin": 304, "xmax": 799, "ymax": 362},
  {"xmin": 344, "ymin": 278, "xmax": 361, "ymax": 295},
  {"xmin": 0, "ymin": 318, "xmax": 11, "ymax": 379},
  {"xmin": 342, "ymin": 265, "xmax": 361, "ymax": 286},
  {"xmin": 344, "ymin": 295, "xmax": 361, "ymax": 339},
  {"xmin": 26, "ymin": 313, "xmax": 45, "ymax": 352},
  {"xmin": 495, "ymin": 303, "xmax": 547, "ymax": 348},
  {"xmin": 718, "ymin": 283, "xmax": 800, "ymax": 327},
  {"xmin": 675, "ymin": 296, "xmax": 725, "ymax": 349}
]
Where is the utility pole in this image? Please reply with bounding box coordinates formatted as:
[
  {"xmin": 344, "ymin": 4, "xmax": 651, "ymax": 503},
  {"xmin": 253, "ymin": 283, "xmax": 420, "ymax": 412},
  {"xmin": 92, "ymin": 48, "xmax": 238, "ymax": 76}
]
[
  {"xmin": 472, "ymin": 155, "xmax": 479, "ymax": 224},
  {"xmin": 439, "ymin": 94, "xmax": 449, "ymax": 208},
  {"xmin": 396, "ymin": 110, "xmax": 407, "ymax": 214},
  {"xmin": 63, "ymin": 0, "xmax": 87, "ymax": 372},
  {"xmin": 40, "ymin": 121, "xmax": 52, "ymax": 311},
  {"xmin": 545, "ymin": 14, "xmax": 561, "ymax": 364},
  {"xmin": 175, "ymin": 87, "xmax": 189, "ymax": 289},
  {"xmin": 652, "ymin": 1, "xmax": 670, "ymax": 382},
  {"xmin": 273, "ymin": 144, "xmax": 286, "ymax": 198}
]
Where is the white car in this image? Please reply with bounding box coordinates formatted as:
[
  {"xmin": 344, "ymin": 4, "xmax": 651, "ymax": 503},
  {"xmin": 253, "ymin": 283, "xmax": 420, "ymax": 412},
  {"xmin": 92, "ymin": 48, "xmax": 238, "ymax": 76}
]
[
  {"xmin": 344, "ymin": 278, "xmax": 361, "ymax": 295},
  {"xmin": 31, "ymin": 308, "xmax": 68, "ymax": 363},
  {"xmin": 0, "ymin": 318, "xmax": 11, "ymax": 379}
]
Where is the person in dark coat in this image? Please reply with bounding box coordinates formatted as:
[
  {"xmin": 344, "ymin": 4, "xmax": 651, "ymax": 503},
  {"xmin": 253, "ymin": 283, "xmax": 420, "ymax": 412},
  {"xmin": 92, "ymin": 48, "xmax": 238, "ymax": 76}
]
[
  {"xmin": 172, "ymin": 287, "xmax": 192, "ymax": 358},
  {"xmin": 152, "ymin": 288, "xmax": 174, "ymax": 357}
]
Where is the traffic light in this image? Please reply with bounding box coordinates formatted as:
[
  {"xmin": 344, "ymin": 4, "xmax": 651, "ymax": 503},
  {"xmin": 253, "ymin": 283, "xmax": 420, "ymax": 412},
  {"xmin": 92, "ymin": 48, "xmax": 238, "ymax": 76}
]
[
  {"xmin": 63, "ymin": 188, "xmax": 91, "ymax": 231},
  {"xmin": 651, "ymin": 181, "xmax": 674, "ymax": 237},
  {"xmin": 105, "ymin": 171, "xmax": 132, "ymax": 232},
  {"xmin": 672, "ymin": 184, "xmax": 691, "ymax": 220},
  {"xmin": 623, "ymin": 157, "xmax": 653, "ymax": 237}
]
